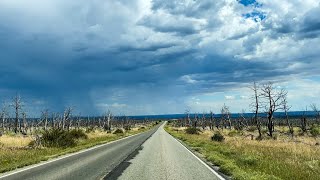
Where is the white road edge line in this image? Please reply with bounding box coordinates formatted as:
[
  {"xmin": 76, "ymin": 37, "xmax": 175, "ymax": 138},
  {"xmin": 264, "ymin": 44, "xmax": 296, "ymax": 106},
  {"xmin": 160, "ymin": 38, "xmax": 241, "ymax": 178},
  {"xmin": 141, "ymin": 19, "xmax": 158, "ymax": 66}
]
[
  {"xmin": 0, "ymin": 131, "xmax": 146, "ymax": 179},
  {"xmin": 166, "ymin": 130, "xmax": 226, "ymax": 180}
]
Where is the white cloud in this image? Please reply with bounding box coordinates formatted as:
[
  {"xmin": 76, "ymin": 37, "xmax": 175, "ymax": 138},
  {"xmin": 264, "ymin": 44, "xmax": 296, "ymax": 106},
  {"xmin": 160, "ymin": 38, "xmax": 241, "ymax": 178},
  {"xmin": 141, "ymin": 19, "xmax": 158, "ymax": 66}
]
[{"xmin": 225, "ymin": 95, "xmax": 235, "ymax": 100}]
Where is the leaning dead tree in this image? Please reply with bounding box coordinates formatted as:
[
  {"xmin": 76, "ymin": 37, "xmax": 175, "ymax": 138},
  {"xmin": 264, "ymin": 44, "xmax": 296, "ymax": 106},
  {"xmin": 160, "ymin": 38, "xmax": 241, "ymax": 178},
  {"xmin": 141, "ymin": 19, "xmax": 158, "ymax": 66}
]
[{"xmin": 260, "ymin": 82, "xmax": 287, "ymax": 137}]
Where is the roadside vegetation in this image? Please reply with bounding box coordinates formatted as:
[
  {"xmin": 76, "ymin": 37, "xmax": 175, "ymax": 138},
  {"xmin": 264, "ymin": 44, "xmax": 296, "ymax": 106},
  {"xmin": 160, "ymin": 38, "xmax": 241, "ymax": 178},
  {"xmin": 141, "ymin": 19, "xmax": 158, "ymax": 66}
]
[
  {"xmin": 166, "ymin": 125, "xmax": 320, "ymax": 180},
  {"xmin": 166, "ymin": 81, "xmax": 320, "ymax": 180},
  {"xmin": 0, "ymin": 124, "xmax": 156, "ymax": 173},
  {"xmin": 0, "ymin": 96, "xmax": 159, "ymax": 173}
]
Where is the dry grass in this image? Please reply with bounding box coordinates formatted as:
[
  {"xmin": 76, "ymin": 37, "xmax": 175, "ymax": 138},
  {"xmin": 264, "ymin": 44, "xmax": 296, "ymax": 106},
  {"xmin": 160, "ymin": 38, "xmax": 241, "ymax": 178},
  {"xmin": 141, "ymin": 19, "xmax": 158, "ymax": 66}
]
[
  {"xmin": 0, "ymin": 135, "xmax": 33, "ymax": 148},
  {"xmin": 166, "ymin": 126, "xmax": 320, "ymax": 180},
  {"xmin": 0, "ymin": 124, "xmax": 155, "ymax": 173}
]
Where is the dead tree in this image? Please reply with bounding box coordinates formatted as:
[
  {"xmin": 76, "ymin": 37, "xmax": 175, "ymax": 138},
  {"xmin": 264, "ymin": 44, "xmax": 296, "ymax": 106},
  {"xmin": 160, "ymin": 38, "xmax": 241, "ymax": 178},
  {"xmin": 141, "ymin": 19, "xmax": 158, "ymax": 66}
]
[
  {"xmin": 260, "ymin": 82, "xmax": 287, "ymax": 137},
  {"xmin": 282, "ymin": 96, "xmax": 293, "ymax": 137},
  {"xmin": 21, "ymin": 112, "xmax": 28, "ymax": 135},
  {"xmin": 193, "ymin": 114, "xmax": 198, "ymax": 128},
  {"xmin": 41, "ymin": 109, "xmax": 49, "ymax": 131},
  {"xmin": 12, "ymin": 94, "xmax": 23, "ymax": 134},
  {"xmin": 221, "ymin": 104, "xmax": 232, "ymax": 129},
  {"xmin": 201, "ymin": 112, "xmax": 206, "ymax": 130},
  {"xmin": 310, "ymin": 104, "xmax": 320, "ymax": 125},
  {"xmin": 209, "ymin": 111, "xmax": 214, "ymax": 130},
  {"xmin": 62, "ymin": 107, "xmax": 72, "ymax": 131},
  {"xmin": 250, "ymin": 82, "xmax": 262, "ymax": 138},
  {"xmin": 301, "ymin": 108, "xmax": 308, "ymax": 134},
  {"xmin": 76, "ymin": 113, "xmax": 81, "ymax": 129},
  {"xmin": 185, "ymin": 109, "xmax": 191, "ymax": 127},
  {"xmin": 236, "ymin": 109, "xmax": 247, "ymax": 131},
  {"xmin": 1, "ymin": 103, "xmax": 8, "ymax": 131}
]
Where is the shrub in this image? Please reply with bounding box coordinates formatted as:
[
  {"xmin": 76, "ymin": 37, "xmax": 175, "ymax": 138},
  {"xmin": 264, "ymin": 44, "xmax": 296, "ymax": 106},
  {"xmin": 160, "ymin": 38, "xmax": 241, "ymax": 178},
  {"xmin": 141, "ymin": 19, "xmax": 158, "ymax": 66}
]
[
  {"xmin": 211, "ymin": 132, "xmax": 225, "ymax": 142},
  {"xmin": 310, "ymin": 126, "xmax": 320, "ymax": 137},
  {"xmin": 113, "ymin": 129, "xmax": 124, "ymax": 134},
  {"xmin": 185, "ymin": 127, "xmax": 201, "ymax": 134},
  {"xmin": 85, "ymin": 127, "xmax": 94, "ymax": 133},
  {"xmin": 124, "ymin": 125, "xmax": 131, "ymax": 131},
  {"xmin": 228, "ymin": 130, "xmax": 242, "ymax": 137},
  {"xmin": 40, "ymin": 129, "xmax": 87, "ymax": 148},
  {"xmin": 247, "ymin": 126, "xmax": 256, "ymax": 132},
  {"xmin": 69, "ymin": 129, "xmax": 88, "ymax": 139},
  {"xmin": 41, "ymin": 129, "xmax": 76, "ymax": 147}
]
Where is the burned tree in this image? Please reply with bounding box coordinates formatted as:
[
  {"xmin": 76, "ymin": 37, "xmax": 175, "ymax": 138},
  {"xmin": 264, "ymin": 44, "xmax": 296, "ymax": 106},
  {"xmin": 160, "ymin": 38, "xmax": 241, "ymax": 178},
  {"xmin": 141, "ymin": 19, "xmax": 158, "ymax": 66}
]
[
  {"xmin": 209, "ymin": 111, "xmax": 215, "ymax": 130},
  {"xmin": 12, "ymin": 94, "xmax": 23, "ymax": 134},
  {"xmin": 103, "ymin": 110, "xmax": 112, "ymax": 131},
  {"xmin": 21, "ymin": 112, "xmax": 27, "ymax": 135},
  {"xmin": 282, "ymin": 96, "xmax": 293, "ymax": 137},
  {"xmin": 221, "ymin": 104, "xmax": 232, "ymax": 129},
  {"xmin": 62, "ymin": 107, "xmax": 72, "ymax": 131},
  {"xmin": 260, "ymin": 82, "xmax": 287, "ymax": 137},
  {"xmin": 185, "ymin": 109, "xmax": 191, "ymax": 127},
  {"xmin": 1, "ymin": 103, "xmax": 8, "ymax": 132},
  {"xmin": 201, "ymin": 112, "xmax": 207, "ymax": 130},
  {"xmin": 300, "ymin": 107, "xmax": 308, "ymax": 134},
  {"xmin": 310, "ymin": 104, "xmax": 320, "ymax": 125},
  {"xmin": 250, "ymin": 82, "xmax": 262, "ymax": 138}
]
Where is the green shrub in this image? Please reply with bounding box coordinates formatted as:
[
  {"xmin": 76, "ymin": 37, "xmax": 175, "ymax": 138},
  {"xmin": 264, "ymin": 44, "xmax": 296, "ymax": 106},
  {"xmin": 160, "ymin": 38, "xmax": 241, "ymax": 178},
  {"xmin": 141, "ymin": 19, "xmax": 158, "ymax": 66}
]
[
  {"xmin": 211, "ymin": 132, "xmax": 225, "ymax": 142},
  {"xmin": 310, "ymin": 126, "xmax": 320, "ymax": 137},
  {"xmin": 124, "ymin": 125, "xmax": 131, "ymax": 131},
  {"xmin": 113, "ymin": 129, "xmax": 124, "ymax": 134},
  {"xmin": 185, "ymin": 127, "xmax": 201, "ymax": 134},
  {"xmin": 69, "ymin": 129, "xmax": 87, "ymax": 139},
  {"xmin": 39, "ymin": 129, "xmax": 87, "ymax": 148},
  {"xmin": 41, "ymin": 129, "xmax": 76, "ymax": 147}
]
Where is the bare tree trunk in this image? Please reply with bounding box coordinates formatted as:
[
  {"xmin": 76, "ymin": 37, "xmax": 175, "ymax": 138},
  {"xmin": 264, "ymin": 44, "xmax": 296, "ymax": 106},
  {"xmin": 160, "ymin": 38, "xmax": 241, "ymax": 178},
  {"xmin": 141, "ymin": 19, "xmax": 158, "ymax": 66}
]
[
  {"xmin": 251, "ymin": 82, "xmax": 262, "ymax": 138},
  {"xmin": 210, "ymin": 111, "xmax": 214, "ymax": 130},
  {"xmin": 12, "ymin": 94, "xmax": 22, "ymax": 134},
  {"xmin": 22, "ymin": 112, "xmax": 27, "ymax": 134},
  {"xmin": 261, "ymin": 82, "xmax": 287, "ymax": 138}
]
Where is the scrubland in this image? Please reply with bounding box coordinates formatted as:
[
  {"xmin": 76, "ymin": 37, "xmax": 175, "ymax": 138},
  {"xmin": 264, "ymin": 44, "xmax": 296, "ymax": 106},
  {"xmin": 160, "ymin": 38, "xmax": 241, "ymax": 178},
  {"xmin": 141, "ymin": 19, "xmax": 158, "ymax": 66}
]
[
  {"xmin": 0, "ymin": 124, "xmax": 153, "ymax": 173},
  {"xmin": 165, "ymin": 125, "xmax": 320, "ymax": 180}
]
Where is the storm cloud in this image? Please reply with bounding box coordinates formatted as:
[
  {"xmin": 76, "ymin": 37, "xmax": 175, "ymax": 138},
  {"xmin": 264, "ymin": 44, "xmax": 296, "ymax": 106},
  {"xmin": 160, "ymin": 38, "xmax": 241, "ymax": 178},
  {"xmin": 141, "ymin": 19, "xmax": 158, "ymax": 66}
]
[{"xmin": 0, "ymin": 0, "xmax": 319, "ymax": 115}]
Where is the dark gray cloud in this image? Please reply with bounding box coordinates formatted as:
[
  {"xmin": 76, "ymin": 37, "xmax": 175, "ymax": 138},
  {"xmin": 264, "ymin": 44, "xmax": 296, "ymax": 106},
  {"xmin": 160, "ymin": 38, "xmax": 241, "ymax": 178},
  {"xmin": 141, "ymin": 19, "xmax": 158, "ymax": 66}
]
[{"xmin": 0, "ymin": 0, "xmax": 319, "ymax": 115}]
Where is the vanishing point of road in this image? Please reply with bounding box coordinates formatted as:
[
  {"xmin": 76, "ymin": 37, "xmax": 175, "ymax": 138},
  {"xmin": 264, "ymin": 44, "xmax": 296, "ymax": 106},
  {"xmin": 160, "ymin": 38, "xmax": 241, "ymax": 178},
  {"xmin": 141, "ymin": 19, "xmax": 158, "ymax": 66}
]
[{"xmin": 0, "ymin": 122, "xmax": 224, "ymax": 180}]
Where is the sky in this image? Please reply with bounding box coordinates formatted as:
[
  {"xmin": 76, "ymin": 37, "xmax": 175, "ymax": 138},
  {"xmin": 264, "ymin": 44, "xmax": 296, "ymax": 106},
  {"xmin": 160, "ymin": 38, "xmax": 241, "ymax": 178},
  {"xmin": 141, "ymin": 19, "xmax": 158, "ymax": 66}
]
[{"xmin": 0, "ymin": 0, "xmax": 320, "ymax": 116}]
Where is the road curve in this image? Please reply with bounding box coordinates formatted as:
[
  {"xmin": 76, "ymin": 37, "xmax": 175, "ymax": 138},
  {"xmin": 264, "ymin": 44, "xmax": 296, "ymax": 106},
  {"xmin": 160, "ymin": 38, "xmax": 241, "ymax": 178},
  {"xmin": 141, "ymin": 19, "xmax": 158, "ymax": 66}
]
[
  {"xmin": 105, "ymin": 123, "xmax": 224, "ymax": 180},
  {"xmin": 0, "ymin": 125, "xmax": 160, "ymax": 180}
]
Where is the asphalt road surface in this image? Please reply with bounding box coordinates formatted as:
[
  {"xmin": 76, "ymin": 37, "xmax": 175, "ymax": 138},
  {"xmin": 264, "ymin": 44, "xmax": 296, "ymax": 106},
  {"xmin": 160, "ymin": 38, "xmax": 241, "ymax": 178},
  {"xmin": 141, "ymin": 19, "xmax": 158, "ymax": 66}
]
[{"xmin": 0, "ymin": 122, "xmax": 224, "ymax": 180}]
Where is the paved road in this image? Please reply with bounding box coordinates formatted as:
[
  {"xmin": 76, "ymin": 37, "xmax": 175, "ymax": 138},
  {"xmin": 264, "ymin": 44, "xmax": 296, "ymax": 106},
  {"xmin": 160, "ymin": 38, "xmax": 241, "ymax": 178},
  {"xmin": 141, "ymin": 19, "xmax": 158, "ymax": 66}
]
[
  {"xmin": 106, "ymin": 123, "xmax": 224, "ymax": 180},
  {"xmin": 0, "ymin": 125, "xmax": 160, "ymax": 180},
  {"xmin": 0, "ymin": 122, "xmax": 224, "ymax": 180}
]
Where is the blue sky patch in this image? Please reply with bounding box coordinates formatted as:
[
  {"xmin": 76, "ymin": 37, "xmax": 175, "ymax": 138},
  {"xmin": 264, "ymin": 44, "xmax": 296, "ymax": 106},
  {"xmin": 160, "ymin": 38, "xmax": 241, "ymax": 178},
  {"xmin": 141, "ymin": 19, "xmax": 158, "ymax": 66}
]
[{"xmin": 244, "ymin": 11, "xmax": 266, "ymax": 22}]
